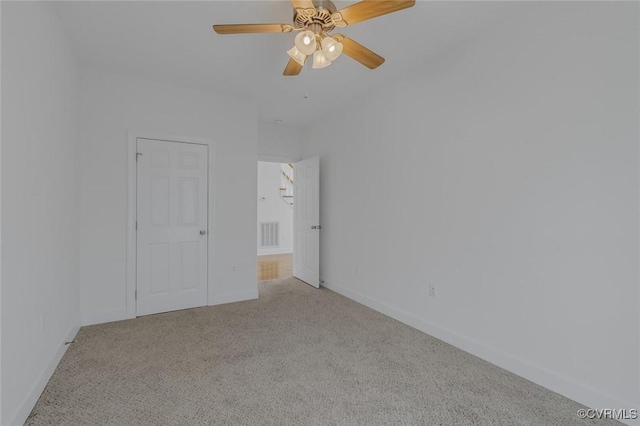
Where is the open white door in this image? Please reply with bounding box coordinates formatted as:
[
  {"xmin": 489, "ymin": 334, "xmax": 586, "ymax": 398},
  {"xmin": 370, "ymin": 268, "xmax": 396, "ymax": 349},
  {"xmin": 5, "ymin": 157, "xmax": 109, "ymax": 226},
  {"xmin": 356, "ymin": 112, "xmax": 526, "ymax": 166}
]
[
  {"xmin": 293, "ymin": 157, "xmax": 320, "ymax": 288},
  {"xmin": 136, "ymin": 138, "xmax": 209, "ymax": 316}
]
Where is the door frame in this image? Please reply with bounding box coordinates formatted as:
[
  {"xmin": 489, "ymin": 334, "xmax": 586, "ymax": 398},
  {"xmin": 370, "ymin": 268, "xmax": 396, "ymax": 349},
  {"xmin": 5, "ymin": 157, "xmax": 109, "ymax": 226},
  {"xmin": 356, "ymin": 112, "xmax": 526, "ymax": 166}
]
[{"xmin": 126, "ymin": 130, "xmax": 216, "ymax": 319}]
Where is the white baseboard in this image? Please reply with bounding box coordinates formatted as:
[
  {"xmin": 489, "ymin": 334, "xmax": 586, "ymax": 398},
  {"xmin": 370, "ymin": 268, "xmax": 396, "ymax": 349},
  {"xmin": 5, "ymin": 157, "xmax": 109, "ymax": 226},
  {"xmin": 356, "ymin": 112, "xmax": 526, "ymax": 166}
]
[
  {"xmin": 321, "ymin": 281, "xmax": 638, "ymax": 426},
  {"xmin": 81, "ymin": 308, "xmax": 127, "ymax": 326},
  {"xmin": 257, "ymin": 248, "xmax": 293, "ymax": 256},
  {"xmin": 209, "ymin": 288, "xmax": 259, "ymax": 306},
  {"xmin": 9, "ymin": 325, "xmax": 80, "ymax": 426}
]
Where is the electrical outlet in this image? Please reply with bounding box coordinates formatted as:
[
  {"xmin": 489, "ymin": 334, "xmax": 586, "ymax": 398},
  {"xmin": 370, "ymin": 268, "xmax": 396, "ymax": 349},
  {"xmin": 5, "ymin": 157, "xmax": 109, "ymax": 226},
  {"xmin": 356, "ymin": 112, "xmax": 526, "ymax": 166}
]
[{"xmin": 429, "ymin": 284, "xmax": 437, "ymax": 298}]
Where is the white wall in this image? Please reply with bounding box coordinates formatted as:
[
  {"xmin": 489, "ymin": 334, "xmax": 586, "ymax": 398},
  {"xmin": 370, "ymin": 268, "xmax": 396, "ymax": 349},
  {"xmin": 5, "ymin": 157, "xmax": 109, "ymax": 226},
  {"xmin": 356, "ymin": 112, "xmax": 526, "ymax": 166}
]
[
  {"xmin": 79, "ymin": 68, "xmax": 258, "ymax": 325},
  {"xmin": 257, "ymin": 162, "xmax": 294, "ymax": 255},
  {"xmin": 303, "ymin": 2, "xmax": 639, "ymax": 414},
  {"xmin": 258, "ymin": 122, "xmax": 303, "ymax": 163},
  {"xmin": 0, "ymin": 3, "xmax": 4, "ymax": 423},
  {"xmin": 1, "ymin": 2, "xmax": 81, "ymax": 424}
]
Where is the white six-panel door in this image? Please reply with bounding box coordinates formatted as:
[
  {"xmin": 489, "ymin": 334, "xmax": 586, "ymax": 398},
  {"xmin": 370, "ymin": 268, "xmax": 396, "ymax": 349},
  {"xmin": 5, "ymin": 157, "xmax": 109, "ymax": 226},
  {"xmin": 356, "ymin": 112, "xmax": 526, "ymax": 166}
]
[
  {"xmin": 293, "ymin": 157, "xmax": 320, "ymax": 288},
  {"xmin": 136, "ymin": 138, "xmax": 208, "ymax": 316}
]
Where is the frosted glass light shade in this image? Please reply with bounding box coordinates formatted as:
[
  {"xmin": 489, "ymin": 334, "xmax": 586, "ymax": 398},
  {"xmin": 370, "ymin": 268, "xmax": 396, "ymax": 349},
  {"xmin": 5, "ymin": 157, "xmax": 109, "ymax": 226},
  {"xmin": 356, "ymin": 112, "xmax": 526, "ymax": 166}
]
[
  {"xmin": 321, "ymin": 36, "xmax": 343, "ymax": 62},
  {"xmin": 312, "ymin": 50, "xmax": 331, "ymax": 69},
  {"xmin": 287, "ymin": 46, "xmax": 306, "ymax": 66},
  {"xmin": 295, "ymin": 30, "xmax": 317, "ymax": 55}
]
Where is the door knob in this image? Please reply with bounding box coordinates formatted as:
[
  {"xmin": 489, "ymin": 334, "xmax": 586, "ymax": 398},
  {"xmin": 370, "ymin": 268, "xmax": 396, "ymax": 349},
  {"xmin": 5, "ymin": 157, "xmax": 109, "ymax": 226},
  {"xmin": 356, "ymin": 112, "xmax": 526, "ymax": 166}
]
[{"xmin": 200, "ymin": 230, "xmax": 207, "ymax": 235}]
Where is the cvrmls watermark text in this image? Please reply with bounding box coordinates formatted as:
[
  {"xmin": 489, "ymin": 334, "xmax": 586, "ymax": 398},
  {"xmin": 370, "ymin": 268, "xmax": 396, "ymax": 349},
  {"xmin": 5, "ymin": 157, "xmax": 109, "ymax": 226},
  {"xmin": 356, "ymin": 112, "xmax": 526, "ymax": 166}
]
[{"xmin": 576, "ymin": 408, "xmax": 637, "ymax": 420}]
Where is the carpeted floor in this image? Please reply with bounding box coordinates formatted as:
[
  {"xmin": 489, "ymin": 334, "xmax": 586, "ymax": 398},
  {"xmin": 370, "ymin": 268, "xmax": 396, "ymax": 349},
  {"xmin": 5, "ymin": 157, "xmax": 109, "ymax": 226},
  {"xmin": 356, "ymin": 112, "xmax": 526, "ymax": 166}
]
[{"xmin": 27, "ymin": 277, "xmax": 616, "ymax": 425}]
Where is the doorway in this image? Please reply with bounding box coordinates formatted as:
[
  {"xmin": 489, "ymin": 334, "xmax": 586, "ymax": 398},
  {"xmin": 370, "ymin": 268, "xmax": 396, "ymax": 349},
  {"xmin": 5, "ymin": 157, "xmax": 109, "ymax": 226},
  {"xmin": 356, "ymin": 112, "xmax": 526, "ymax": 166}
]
[
  {"xmin": 257, "ymin": 161, "xmax": 294, "ymax": 281},
  {"xmin": 136, "ymin": 138, "xmax": 209, "ymax": 316}
]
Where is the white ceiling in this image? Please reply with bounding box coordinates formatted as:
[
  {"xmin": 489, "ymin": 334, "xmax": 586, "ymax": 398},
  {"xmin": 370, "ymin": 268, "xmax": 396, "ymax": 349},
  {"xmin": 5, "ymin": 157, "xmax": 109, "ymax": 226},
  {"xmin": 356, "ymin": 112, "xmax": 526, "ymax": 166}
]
[{"xmin": 54, "ymin": 1, "xmax": 528, "ymax": 126}]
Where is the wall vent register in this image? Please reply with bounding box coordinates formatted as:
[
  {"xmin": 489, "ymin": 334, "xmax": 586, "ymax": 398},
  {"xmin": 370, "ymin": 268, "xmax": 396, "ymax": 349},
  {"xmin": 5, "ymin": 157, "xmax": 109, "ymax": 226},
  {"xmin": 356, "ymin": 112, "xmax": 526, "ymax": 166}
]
[{"xmin": 260, "ymin": 222, "xmax": 280, "ymax": 247}]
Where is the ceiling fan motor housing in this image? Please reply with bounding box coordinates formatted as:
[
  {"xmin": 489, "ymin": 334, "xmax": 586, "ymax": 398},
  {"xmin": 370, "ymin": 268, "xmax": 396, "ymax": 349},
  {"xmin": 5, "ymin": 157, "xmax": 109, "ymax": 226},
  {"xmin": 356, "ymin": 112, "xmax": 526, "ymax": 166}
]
[{"xmin": 293, "ymin": 0, "xmax": 339, "ymax": 33}]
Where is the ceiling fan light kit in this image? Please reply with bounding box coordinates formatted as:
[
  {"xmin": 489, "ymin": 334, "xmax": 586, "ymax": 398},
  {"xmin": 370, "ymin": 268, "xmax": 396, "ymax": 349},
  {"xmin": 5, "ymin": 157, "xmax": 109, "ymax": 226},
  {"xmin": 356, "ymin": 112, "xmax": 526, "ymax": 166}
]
[
  {"xmin": 295, "ymin": 29, "xmax": 318, "ymax": 55},
  {"xmin": 312, "ymin": 50, "xmax": 332, "ymax": 69},
  {"xmin": 321, "ymin": 35, "xmax": 343, "ymax": 62},
  {"xmin": 213, "ymin": 0, "xmax": 416, "ymax": 76},
  {"xmin": 287, "ymin": 46, "xmax": 307, "ymax": 66}
]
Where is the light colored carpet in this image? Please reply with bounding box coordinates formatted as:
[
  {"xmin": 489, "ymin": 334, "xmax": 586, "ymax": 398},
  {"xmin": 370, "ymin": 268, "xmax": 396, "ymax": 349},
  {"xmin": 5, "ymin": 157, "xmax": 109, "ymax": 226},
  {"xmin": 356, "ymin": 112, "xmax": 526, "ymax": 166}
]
[{"xmin": 27, "ymin": 277, "xmax": 616, "ymax": 425}]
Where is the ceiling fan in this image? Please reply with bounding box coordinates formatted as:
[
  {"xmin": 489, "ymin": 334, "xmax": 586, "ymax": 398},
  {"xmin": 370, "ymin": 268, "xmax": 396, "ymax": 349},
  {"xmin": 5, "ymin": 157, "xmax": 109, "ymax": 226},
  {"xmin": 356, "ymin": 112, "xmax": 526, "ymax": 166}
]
[{"xmin": 213, "ymin": 0, "xmax": 415, "ymax": 76}]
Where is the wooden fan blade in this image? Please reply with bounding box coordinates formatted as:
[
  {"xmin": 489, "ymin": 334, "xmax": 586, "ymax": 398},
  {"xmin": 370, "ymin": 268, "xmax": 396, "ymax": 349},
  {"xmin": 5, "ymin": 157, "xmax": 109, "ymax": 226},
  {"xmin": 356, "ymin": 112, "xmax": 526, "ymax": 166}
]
[
  {"xmin": 334, "ymin": 35, "xmax": 385, "ymax": 69},
  {"xmin": 283, "ymin": 58, "xmax": 304, "ymax": 76},
  {"xmin": 335, "ymin": 0, "xmax": 415, "ymax": 26},
  {"xmin": 212, "ymin": 24, "xmax": 294, "ymax": 34},
  {"xmin": 290, "ymin": 0, "xmax": 315, "ymax": 9}
]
